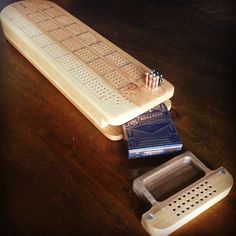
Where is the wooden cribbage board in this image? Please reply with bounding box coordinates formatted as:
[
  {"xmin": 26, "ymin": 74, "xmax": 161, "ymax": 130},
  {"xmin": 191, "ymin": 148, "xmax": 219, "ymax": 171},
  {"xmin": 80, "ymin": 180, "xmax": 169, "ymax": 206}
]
[{"xmin": 0, "ymin": 1, "xmax": 174, "ymax": 140}]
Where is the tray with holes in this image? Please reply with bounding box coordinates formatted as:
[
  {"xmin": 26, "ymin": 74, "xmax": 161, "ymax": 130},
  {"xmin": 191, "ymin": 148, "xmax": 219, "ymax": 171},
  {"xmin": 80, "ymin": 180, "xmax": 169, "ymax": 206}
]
[
  {"xmin": 133, "ymin": 151, "xmax": 233, "ymax": 236},
  {"xmin": 0, "ymin": 1, "xmax": 174, "ymax": 140}
]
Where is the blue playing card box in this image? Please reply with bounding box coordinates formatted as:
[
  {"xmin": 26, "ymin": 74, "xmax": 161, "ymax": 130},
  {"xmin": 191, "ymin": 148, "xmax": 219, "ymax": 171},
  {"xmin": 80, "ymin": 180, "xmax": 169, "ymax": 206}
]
[{"xmin": 123, "ymin": 103, "xmax": 183, "ymax": 159}]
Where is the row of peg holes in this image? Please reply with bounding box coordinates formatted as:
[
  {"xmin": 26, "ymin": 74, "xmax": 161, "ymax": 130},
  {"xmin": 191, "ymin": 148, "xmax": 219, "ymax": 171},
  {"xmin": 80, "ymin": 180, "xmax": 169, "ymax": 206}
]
[
  {"xmin": 104, "ymin": 71, "xmax": 129, "ymax": 88},
  {"xmin": 91, "ymin": 42, "xmax": 114, "ymax": 56},
  {"xmin": 16, "ymin": 1, "xmax": 144, "ymax": 83},
  {"xmin": 14, "ymin": 2, "xmax": 134, "ymax": 105},
  {"xmin": 38, "ymin": 20, "xmax": 59, "ymax": 32},
  {"xmin": 121, "ymin": 64, "xmax": 143, "ymax": 80},
  {"xmin": 70, "ymin": 67, "xmax": 95, "ymax": 84},
  {"xmin": 89, "ymin": 59, "xmax": 112, "ymax": 75},
  {"xmin": 31, "ymin": 32, "xmax": 124, "ymax": 103},
  {"xmin": 57, "ymin": 54, "xmax": 81, "ymax": 70},
  {"xmin": 50, "ymin": 28, "xmax": 71, "ymax": 41},
  {"xmin": 86, "ymin": 80, "xmax": 112, "ymax": 98},
  {"xmin": 55, "ymin": 15, "xmax": 74, "ymax": 26},
  {"xmin": 44, "ymin": 7, "xmax": 62, "ymax": 18},
  {"xmin": 66, "ymin": 23, "xmax": 87, "ymax": 35},
  {"xmin": 106, "ymin": 52, "xmax": 129, "ymax": 68},
  {"xmin": 44, "ymin": 44, "xmax": 67, "ymax": 58},
  {"xmin": 75, "ymin": 48, "xmax": 98, "ymax": 63},
  {"xmin": 168, "ymin": 181, "xmax": 217, "ymax": 217},
  {"xmin": 62, "ymin": 38, "xmax": 84, "ymax": 51},
  {"xmin": 21, "ymin": 25, "xmax": 41, "ymax": 38},
  {"xmin": 19, "ymin": 4, "xmax": 144, "ymax": 84},
  {"xmin": 78, "ymin": 32, "xmax": 99, "ymax": 45},
  {"xmin": 37, "ymin": 8, "xmax": 141, "ymax": 80},
  {"xmin": 28, "ymin": 12, "xmax": 48, "ymax": 23},
  {"xmin": 102, "ymin": 92, "xmax": 132, "ymax": 104},
  {"xmin": 102, "ymin": 93, "xmax": 124, "ymax": 105},
  {"xmin": 33, "ymin": 34, "xmax": 54, "ymax": 47}
]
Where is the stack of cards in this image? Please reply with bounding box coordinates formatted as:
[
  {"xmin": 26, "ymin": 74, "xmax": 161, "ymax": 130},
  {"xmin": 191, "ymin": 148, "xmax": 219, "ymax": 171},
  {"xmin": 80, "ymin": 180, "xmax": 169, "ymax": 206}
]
[{"xmin": 123, "ymin": 103, "xmax": 183, "ymax": 159}]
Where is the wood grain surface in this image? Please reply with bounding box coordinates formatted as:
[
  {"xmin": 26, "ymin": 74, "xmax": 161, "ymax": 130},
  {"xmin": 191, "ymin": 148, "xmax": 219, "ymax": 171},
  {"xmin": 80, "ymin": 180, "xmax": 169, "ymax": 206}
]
[
  {"xmin": 0, "ymin": 0, "xmax": 236, "ymax": 235},
  {"xmin": 0, "ymin": 0, "xmax": 174, "ymax": 140}
]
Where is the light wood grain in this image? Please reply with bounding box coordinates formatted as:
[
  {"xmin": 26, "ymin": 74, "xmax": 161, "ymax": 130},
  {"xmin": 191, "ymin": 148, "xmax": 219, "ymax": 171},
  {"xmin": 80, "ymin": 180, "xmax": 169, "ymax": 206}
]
[
  {"xmin": 1, "ymin": 1, "xmax": 235, "ymax": 235},
  {"xmin": 133, "ymin": 151, "xmax": 234, "ymax": 236},
  {"xmin": 0, "ymin": 0, "xmax": 174, "ymax": 140}
]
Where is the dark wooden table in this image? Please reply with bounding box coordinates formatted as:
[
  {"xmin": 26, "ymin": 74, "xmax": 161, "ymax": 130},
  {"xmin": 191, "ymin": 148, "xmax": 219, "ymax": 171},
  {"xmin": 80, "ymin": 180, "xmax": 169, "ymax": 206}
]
[{"xmin": 1, "ymin": 0, "xmax": 235, "ymax": 235}]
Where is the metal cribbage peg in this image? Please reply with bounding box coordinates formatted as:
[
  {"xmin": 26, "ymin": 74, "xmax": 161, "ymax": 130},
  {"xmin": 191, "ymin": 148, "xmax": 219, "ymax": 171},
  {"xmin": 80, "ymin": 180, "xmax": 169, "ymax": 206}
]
[{"xmin": 145, "ymin": 69, "xmax": 163, "ymax": 91}]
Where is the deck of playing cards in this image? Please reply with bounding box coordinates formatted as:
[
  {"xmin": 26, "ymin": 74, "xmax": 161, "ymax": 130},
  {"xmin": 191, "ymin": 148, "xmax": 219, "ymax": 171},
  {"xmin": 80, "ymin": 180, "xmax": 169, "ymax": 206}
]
[{"xmin": 123, "ymin": 103, "xmax": 183, "ymax": 159}]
